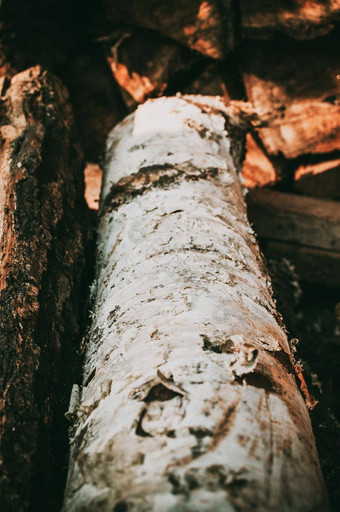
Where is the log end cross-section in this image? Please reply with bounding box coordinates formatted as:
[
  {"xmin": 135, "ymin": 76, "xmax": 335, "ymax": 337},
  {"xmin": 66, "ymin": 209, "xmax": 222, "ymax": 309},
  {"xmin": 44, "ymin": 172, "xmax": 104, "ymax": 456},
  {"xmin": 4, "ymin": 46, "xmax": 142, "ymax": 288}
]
[{"xmin": 63, "ymin": 96, "xmax": 329, "ymax": 512}]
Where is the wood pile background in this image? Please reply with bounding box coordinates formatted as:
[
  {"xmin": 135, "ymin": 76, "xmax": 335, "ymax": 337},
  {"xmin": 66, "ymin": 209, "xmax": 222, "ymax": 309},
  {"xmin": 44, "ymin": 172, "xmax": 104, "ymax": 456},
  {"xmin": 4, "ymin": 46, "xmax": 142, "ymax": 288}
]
[{"xmin": 0, "ymin": 1, "xmax": 339, "ymax": 510}]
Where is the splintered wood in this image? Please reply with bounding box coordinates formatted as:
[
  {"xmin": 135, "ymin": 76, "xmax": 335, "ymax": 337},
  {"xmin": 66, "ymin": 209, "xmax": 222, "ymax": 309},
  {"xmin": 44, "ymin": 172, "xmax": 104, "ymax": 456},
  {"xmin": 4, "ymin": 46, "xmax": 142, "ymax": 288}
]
[{"xmin": 63, "ymin": 97, "xmax": 328, "ymax": 512}]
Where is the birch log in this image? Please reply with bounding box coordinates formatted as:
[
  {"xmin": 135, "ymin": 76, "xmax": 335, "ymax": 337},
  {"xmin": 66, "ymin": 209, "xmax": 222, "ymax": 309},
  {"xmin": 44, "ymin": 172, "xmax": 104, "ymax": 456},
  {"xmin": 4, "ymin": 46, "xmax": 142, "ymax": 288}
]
[
  {"xmin": 63, "ymin": 96, "xmax": 328, "ymax": 512},
  {"xmin": 0, "ymin": 67, "xmax": 88, "ymax": 511}
]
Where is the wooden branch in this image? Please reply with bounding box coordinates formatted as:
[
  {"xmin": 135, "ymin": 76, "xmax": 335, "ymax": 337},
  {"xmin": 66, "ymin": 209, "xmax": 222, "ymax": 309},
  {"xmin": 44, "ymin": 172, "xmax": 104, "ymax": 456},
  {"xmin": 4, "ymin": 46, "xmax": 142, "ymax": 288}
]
[
  {"xmin": 0, "ymin": 67, "xmax": 88, "ymax": 511},
  {"xmin": 266, "ymin": 242, "xmax": 340, "ymax": 289}
]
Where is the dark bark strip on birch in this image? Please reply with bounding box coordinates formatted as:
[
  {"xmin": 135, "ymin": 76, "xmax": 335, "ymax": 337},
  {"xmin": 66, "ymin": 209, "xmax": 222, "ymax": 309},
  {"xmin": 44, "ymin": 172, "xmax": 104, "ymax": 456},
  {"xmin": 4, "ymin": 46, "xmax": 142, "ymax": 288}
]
[
  {"xmin": 63, "ymin": 96, "xmax": 328, "ymax": 512},
  {"xmin": 0, "ymin": 66, "xmax": 88, "ymax": 511}
]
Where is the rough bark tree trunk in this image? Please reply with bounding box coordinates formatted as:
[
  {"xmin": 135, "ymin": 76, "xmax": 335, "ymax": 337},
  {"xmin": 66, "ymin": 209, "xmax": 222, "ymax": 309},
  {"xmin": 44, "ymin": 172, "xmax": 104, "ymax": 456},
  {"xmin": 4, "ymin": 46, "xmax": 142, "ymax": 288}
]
[
  {"xmin": 0, "ymin": 66, "xmax": 88, "ymax": 511},
  {"xmin": 63, "ymin": 96, "xmax": 328, "ymax": 512}
]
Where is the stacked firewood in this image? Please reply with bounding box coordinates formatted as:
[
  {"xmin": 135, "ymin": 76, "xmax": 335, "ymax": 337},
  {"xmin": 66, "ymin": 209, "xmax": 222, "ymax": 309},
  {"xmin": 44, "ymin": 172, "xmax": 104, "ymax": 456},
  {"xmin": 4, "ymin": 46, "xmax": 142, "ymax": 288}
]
[{"xmin": 0, "ymin": 1, "xmax": 339, "ymax": 510}]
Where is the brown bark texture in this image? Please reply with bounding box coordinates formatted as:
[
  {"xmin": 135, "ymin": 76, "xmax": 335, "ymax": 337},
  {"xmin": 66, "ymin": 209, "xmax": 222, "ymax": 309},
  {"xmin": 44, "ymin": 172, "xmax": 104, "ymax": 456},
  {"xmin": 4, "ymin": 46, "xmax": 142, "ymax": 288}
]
[
  {"xmin": 102, "ymin": 0, "xmax": 235, "ymax": 59},
  {"xmin": 0, "ymin": 66, "xmax": 88, "ymax": 512}
]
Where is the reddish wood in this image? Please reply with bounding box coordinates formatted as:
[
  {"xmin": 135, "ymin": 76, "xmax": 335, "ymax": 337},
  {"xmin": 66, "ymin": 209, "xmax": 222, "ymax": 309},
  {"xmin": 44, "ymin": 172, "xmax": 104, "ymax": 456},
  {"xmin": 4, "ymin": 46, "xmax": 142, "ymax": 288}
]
[
  {"xmin": 240, "ymin": 36, "xmax": 340, "ymax": 158},
  {"xmin": 242, "ymin": 133, "xmax": 276, "ymax": 188},
  {"xmin": 105, "ymin": 29, "xmax": 203, "ymax": 110}
]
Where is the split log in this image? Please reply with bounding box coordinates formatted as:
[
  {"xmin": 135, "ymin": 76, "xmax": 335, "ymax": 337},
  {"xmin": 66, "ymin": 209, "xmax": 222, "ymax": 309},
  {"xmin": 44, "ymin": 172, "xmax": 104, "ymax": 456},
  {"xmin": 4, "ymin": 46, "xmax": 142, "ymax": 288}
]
[
  {"xmin": 0, "ymin": 67, "xmax": 88, "ymax": 511},
  {"xmin": 63, "ymin": 96, "xmax": 328, "ymax": 511},
  {"xmin": 241, "ymin": 133, "xmax": 276, "ymax": 188},
  {"xmin": 240, "ymin": 36, "xmax": 340, "ymax": 159},
  {"xmin": 105, "ymin": 29, "xmax": 204, "ymax": 110},
  {"xmin": 102, "ymin": 0, "xmax": 235, "ymax": 59},
  {"xmin": 240, "ymin": 0, "xmax": 340, "ymax": 39},
  {"xmin": 247, "ymin": 189, "xmax": 340, "ymax": 287}
]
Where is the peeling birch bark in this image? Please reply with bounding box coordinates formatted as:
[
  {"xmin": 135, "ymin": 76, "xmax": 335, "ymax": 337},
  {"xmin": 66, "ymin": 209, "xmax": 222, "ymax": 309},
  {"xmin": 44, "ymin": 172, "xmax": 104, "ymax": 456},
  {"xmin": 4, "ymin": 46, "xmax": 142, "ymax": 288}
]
[{"xmin": 63, "ymin": 96, "xmax": 328, "ymax": 512}]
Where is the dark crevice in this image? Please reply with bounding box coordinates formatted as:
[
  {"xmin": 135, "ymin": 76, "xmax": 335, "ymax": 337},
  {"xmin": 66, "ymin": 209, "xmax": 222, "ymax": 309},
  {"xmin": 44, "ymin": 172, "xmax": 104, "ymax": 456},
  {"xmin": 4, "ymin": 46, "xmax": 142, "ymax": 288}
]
[
  {"xmin": 144, "ymin": 383, "xmax": 181, "ymax": 403},
  {"xmin": 135, "ymin": 408, "xmax": 152, "ymax": 438},
  {"xmin": 202, "ymin": 335, "xmax": 235, "ymax": 354},
  {"xmin": 164, "ymin": 58, "xmax": 211, "ymax": 96},
  {"xmin": 244, "ymin": 372, "xmax": 277, "ymax": 394},
  {"xmin": 271, "ymin": 349, "xmax": 295, "ymax": 375}
]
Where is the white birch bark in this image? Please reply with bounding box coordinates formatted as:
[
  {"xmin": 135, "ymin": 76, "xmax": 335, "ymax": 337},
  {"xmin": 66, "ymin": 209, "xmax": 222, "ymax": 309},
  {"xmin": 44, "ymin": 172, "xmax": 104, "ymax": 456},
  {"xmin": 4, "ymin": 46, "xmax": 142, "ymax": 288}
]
[{"xmin": 63, "ymin": 96, "xmax": 328, "ymax": 512}]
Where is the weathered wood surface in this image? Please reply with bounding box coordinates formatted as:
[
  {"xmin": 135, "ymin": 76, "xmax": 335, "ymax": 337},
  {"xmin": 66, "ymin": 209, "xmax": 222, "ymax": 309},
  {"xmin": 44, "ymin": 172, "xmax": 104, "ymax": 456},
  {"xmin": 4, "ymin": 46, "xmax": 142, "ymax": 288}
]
[
  {"xmin": 240, "ymin": 36, "xmax": 340, "ymax": 159},
  {"xmin": 102, "ymin": 0, "xmax": 235, "ymax": 59},
  {"xmin": 63, "ymin": 96, "xmax": 327, "ymax": 512},
  {"xmin": 0, "ymin": 67, "xmax": 88, "ymax": 511},
  {"xmin": 265, "ymin": 242, "xmax": 340, "ymax": 289},
  {"xmin": 247, "ymin": 189, "xmax": 340, "ymax": 286},
  {"xmin": 240, "ymin": 0, "xmax": 340, "ymax": 39},
  {"xmin": 246, "ymin": 189, "xmax": 340, "ymax": 252}
]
